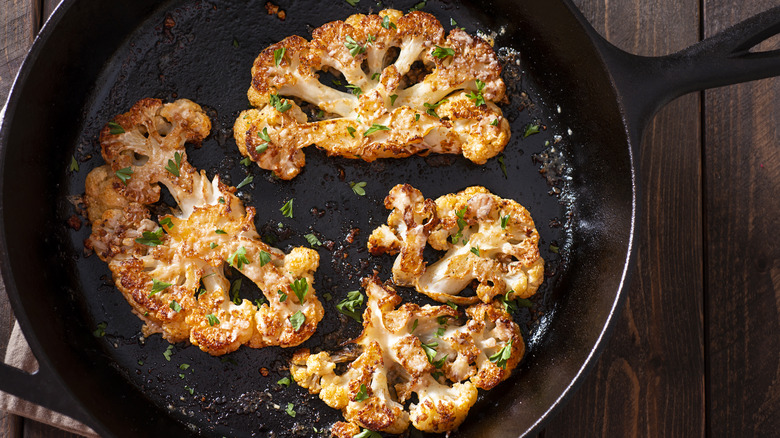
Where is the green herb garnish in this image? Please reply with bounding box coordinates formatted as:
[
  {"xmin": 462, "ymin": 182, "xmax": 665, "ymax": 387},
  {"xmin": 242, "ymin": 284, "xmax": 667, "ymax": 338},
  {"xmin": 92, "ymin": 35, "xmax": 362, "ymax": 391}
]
[
  {"xmin": 258, "ymin": 250, "xmax": 271, "ymax": 267},
  {"xmin": 489, "ymin": 340, "xmax": 513, "ymax": 369},
  {"xmin": 346, "ymin": 84, "xmax": 362, "ymax": 96},
  {"xmin": 466, "ymin": 79, "xmax": 486, "ymax": 106},
  {"xmin": 236, "ymin": 175, "xmax": 253, "ymax": 189},
  {"xmin": 277, "ymin": 376, "xmax": 291, "ymax": 387},
  {"xmin": 349, "ymin": 181, "xmax": 366, "ymax": 196},
  {"xmin": 230, "ymin": 279, "xmax": 242, "ymax": 305},
  {"xmin": 354, "ymin": 383, "xmax": 369, "ymax": 402},
  {"xmin": 169, "ymin": 300, "xmax": 182, "ymax": 312},
  {"xmin": 136, "ymin": 228, "xmax": 164, "ymax": 246},
  {"xmin": 115, "ymin": 167, "xmax": 133, "ymax": 184},
  {"xmin": 206, "ymin": 314, "xmax": 219, "ymax": 326},
  {"xmin": 290, "ymin": 311, "xmax": 305, "ymax": 331},
  {"xmin": 431, "ymin": 45, "xmax": 454, "ymax": 59},
  {"xmin": 344, "ymin": 35, "xmax": 366, "ymax": 57},
  {"xmin": 274, "ymin": 47, "xmax": 286, "ymax": 66},
  {"xmin": 524, "ymin": 123, "xmax": 541, "ymax": 137},
  {"xmin": 363, "ymin": 124, "xmax": 390, "ymax": 136},
  {"xmin": 150, "ymin": 278, "xmax": 172, "ymax": 296},
  {"xmin": 165, "ymin": 151, "xmax": 183, "ymax": 177},
  {"xmin": 381, "ymin": 15, "xmax": 397, "ymax": 30},
  {"xmin": 228, "ymin": 246, "xmax": 250, "ymax": 269},
  {"xmin": 163, "ymin": 345, "xmax": 174, "ymax": 361},
  {"xmin": 93, "ymin": 322, "xmax": 107, "ymax": 338},
  {"xmin": 337, "ymin": 290, "xmax": 364, "ymax": 322},
  {"xmin": 347, "ymin": 126, "xmax": 356, "ymax": 138},
  {"xmin": 69, "ymin": 156, "xmax": 79, "ymax": 172},
  {"xmin": 280, "ymin": 198, "xmax": 294, "ymax": 218},
  {"xmin": 304, "ymin": 233, "xmax": 321, "ymax": 247},
  {"xmin": 108, "ymin": 121, "xmax": 125, "ymax": 135},
  {"xmin": 285, "ymin": 402, "xmax": 296, "ymax": 417},
  {"xmin": 269, "ymin": 93, "xmax": 292, "ymax": 112}
]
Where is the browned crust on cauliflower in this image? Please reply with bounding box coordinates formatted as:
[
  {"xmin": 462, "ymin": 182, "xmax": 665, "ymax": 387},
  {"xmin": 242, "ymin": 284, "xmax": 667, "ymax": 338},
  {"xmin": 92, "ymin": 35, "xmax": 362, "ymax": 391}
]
[
  {"xmin": 368, "ymin": 185, "xmax": 545, "ymax": 305},
  {"xmin": 290, "ymin": 277, "xmax": 523, "ymax": 435},
  {"xmin": 84, "ymin": 98, "xmax": 322, "ymax": 355},
  {"xmin": 234, "ymin": 9, "xmax": 510, "ymax": 179}
]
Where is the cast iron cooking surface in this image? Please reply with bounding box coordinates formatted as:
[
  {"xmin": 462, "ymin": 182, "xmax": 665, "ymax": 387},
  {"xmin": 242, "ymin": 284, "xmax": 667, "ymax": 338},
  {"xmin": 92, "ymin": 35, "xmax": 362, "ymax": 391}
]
[{"xmin": 53, "ymin": 0, "xmax": 581, "ymax": 436}]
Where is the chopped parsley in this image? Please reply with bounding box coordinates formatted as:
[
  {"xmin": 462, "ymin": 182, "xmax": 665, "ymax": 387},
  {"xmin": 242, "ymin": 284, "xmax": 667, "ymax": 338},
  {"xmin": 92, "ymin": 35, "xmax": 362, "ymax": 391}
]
[
  {"xmin": 345, "ymin": 0, "xmax": 359, "ymax": 6},
  {"xmin": 160, "ymin": 217, "xmax": 174, "ymax": 229},
  {"xmin": 279, "ymin": 291, "xmax": 288, "ymax": 302},
  {"xmin": 346, "ymin": 84, "xmax": 362, "ymax": 97},
  {"xmin": 206, "ymin": 314, "xmax": 219, "ymax": 326},
  {"xmin": 291, "ymin": 278, "xmax": 309, "ymax": 303},
  {"xmin": 92, "ymin": 322, "xmax": 107, "ymax": 338},
  {"xmin": 420, "ymin": 340, "xmax": 447, "ymax": 367},
  {"xmin": 524, "ymin": 123, "xmax": 541, "ymax": 137},
  {"xmin": 470, "ymin": 246, "xmax": 480, "ymax": 256},
  {"xmin": 344, "ymin": 35, "xmax": 366, "ymax": 57},
  {"xmin": 230, "ymin": 279, "xmax": 242, "ymax": 305},
  {"xmin": 431, "ymin": 45, "xmax": 454, "ymax": 59},
  {"xmin": 501, "ymin": 214, "xmax": 510, "ymax": 229},
  {"xmin": 323, "ymin": 292, "xmax": 333, "ymax": 301},
  {"xmin": 136, "ymin": 227, "xmax": 164, "ymax": 246},
  {"xmin": 410, "ymin": 319, "xmax": 419, "ymax": 333},
  {"xmin": 491, "ymin": 118, "xmax": 499, "ymax": 126},
  {"xmin": 423, "ymin": 98, "xmax": 449, "ymax": 118},
  {"xmin": 215, "ymin": 229, "xmax": 227, "ymax": 235},
  {"xmin": 389, "ymin": 94, "xmax": 398, "ymax": 106},
  {"xmin": 381, "ymin": 15, "xmax": 397, "ymax": 30},
  {"xmin": 304, "ymin": 233, "xmax": 321, "ymax": 247},
  {"xmin": 336, "ymin": 290, "xmax": 364, "ymax": 322},
  {"xmin": 409, "ymin": 0, "xmax": 427, "ymax": 12},
  {"xmin": 363, "ymin": 124, "xmax": 390, "ymax": 136},
  {"xmin": 185, "ymin": 386, "xmax": 194, "ymax": 395},
  {"xmin": 498, "ymin": 292, "xmax": 519, "ymax": 313},
  {"xmin": 354, "ymin": 383, "xmax": 369, "ymax": 402},
  {"xmin": 169, "ymin": 300, "xmax": 182, "ymax": 312},
  {"xmin": 163, "ymin": 345, "xmax": 174, "ymax": 361},
  {"xmin": 516, "ymin": 298, "xmax": 533, "ymax": 308},
  {"xmin": 498, "ymin": 154, "xmax": 507, "ymax": 178},
  {"xmin": 258, "ymin": 250, "xmax": 271, "ymax": 267},
  {"xmin": 290, "ymin": 311, "xmax": 306, "ymax": 331},
  {"xmin": 108, "ymin": 121, "xmax": 125, "ymax": 135},
  {"xmin": 354, "ymin": 430, "xmax": 383, "ymax": 438},
  {"xmin": 115, "ymin": 167, "xmax": 133, "ymax": 184},
  {"xmin": 236, "ymin": 175, "xmax": 253, "ymax": 189},
  {"xmin": 228, "ymin": 246, "xmax": 250, "ymax": 269},
  {"xmin": 69, "ymin": 156, "xmax": 79, "ymax": 172},
  {"xmin": 466, "ymin": 79, "xmax": 486, "ymax": 106},
  {"xmin": 149, "ymin": 279, "xmax": 172, "ymax": 297},
  {"xmin": 349, "ymin": 181, "xmax": 367, "ymax": 196},
  {"xmin": 347, "ymin": 126, "xmax": 356, "ymax": 138},
  {"xmin": 165, "ymin": 151, "xmax": 183, "ymax": 177},
  {"xmin": 179, "ymin": 363, "xmax": 190, "ymax": 370},
  {"xmin": 450, "ymin": 207, "xmax": 468, "ymax": 244},
  {"xmin": 285, "ymin": 402, "xmax": 296, "ymax": 417},
  {"xmin": 415, "ymin": 113, "xmax": 420, "ymax": 121},
  {"xmin": 446, "ymin": 301, "xmax": 458, "ymax": 310},
  {"xmin": 274, "ymin": 47, "xmax": 286, "ymax": 66},
  {"xmin": 280, "ymin": 198, "xmax": 294, "ymax": 218},
  {"xmin": 240, "ymin": 157, "xmax": 252, "ymax": 166},
  {"xmin": 269, "ymin": 93, "xmax": 292, "ymax": 112},
  {"xmin": 255, "ymin": 127, "xmax": 271, "ymax": 153},
  {"xmin": 209, "ymin": 242, "xmax": 218, "ymax": 249},
  {"xmin": 489, "ymin": 340, "xmax": 513, "ymax": 369},
  {"xmin": 277, "ymin": 376, "xmax": 291, "ymax": 387},
  {"xmin": 371, "ymin": 72, "xmax": 381, "ymax": 80}
]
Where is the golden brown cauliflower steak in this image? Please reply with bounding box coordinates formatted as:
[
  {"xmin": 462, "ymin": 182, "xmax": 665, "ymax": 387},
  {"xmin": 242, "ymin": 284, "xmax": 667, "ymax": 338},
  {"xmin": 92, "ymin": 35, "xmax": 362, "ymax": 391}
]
[
  {"xmin": 234, "ymin": 9, "xmax": 510, "ymax": 180},
  {"xmin": 84, "ymin": 98, "xmax": 322, "ymax": 355},
  {"xmin": 291, "ymin": 277, "xmax": 523, "ymax": 436},
  {"xmin": 369, "ymin": 185, "xmax": 545, "ymax": 305}
]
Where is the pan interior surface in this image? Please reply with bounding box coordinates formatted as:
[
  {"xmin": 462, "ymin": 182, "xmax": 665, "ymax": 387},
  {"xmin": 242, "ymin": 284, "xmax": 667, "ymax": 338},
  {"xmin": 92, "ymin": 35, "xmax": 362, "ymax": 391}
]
[{"xmin": 0, "ymin": 0, "xmax": 633, "ymax": 437}]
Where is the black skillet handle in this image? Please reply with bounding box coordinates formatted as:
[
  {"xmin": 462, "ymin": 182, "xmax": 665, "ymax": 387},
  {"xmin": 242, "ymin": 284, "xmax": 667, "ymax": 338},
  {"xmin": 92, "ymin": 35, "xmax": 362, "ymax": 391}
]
[
  {"xmin": 0, "ymin": 359, "xmax": 93, "ymax": 425},
  {"xmin": 592, "ymin": 5, "xmax": 780, "ymax": 137}
]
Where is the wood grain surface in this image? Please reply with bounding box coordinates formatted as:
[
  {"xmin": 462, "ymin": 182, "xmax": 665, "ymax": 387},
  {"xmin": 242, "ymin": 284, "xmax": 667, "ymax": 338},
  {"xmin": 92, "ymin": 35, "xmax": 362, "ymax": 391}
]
[{"xmin": 0, "ymin": 1, "xmax": 778, "ymax": 437}]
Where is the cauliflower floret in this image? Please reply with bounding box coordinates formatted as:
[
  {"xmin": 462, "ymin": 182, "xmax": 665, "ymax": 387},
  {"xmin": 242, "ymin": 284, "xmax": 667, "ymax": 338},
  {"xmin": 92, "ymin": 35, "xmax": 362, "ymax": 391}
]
[
  {"xmin": 291, "ymin": 277, "xmax": 523, "ymax": 435},
  {"xmin": 234, "ymin": 9, "xmax": 510, "ymax": 180},
  {"xmin": 84, "ymin": 98, "xmax": 323, "ymax": 355},
  {"xmin": 369, "ymin": 185, "xmax": 545, "ymax": 305}
]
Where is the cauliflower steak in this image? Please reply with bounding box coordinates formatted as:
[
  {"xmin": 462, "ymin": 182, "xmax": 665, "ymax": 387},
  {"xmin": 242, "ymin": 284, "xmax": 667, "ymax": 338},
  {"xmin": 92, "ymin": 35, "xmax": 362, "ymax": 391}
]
[
  {"xmin": 234, "ymin": 9, "xmax": 510, "ymax": 179},
  {"xmin": 369, "ymin": 185, "xmax": 545, "ymax": 305},
  {"xmin": 85, "ymin": 98, "xmax": 323, "ymax": 355},
  {"xmin": 291, "ymin": 277, "xmax": 523, "ymax": 435}
]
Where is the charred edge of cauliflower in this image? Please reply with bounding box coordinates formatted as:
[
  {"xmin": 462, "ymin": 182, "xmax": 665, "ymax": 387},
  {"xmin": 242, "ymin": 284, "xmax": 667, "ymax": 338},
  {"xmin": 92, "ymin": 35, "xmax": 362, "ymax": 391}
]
[
  {"xmin": 369, "ymin": 185, "xmax": 545, "ymax": 305},
  {"xmin": 234, "ymin": 9, "xmax": 511, "ymax": 180},
  {"xmin": 290, "ymin": 277, "xmax": 523, "ymax": 435},
  {"xmin": 84, "ymin": 98, "xmax": 323, "ymax": 355}
]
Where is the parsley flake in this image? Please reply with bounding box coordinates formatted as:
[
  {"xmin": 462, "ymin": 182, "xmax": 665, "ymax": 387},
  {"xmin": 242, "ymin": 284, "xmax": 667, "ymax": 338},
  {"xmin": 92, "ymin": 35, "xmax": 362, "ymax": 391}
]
[
  {"xmin": 108, "ymin": 121, "xmax": 125, "ymax": 135},
  {"xmin": 285, "ymin": 402, "xmax": 296, "ymax": 417},
  {"xmin": 371, "ymin": 72, "xmax": 381, "ymax": 80},
  {"xmin": 501, "ymin": 214, "xmax": 510, "ymax": 229},
  {"xmin": 304, "ymin": 233, "xmax": 321, "ymax": 247},
  {"xmin": 277, "ymin": 376, "xmax": 291, "ymax": 387},
  {"xmin": 410, "ymin": 319, "xmax": 419, "ymax": 332},
  {"xmin": 269, "ymin": 93, "xmax": 292, "ymax": 112},
  {"xmin": 337, "ymin": 290, "xmax": 364, "ymax": 322},
  {"xmin": 347, "ymin": 126, "xmax": 356, "ymax": 138},
  {"xmin": 524, "ymin": 123, "xmax": 541, "ymax": 137},
  {"xmin": 259, "ymin": 250, "xmax": 271, "ymax": 267},
  {"xmin": 215, "ymin": 229, "xmax": 227, "ymax": 235},
  {"xmin": 446, "ymin": 301, "xmax": 458, "ymax": 310},
  {"xmin": 291, "ymin": 278, "xmax": 308, "ymax": 303},
  {"xmin": 349, "ymin": 181, "xmax": 367, "ymax": 196},
  {"xmin": 450, "ymin": 207, "xmax": 468, "ymax": 244},
  {"xmin": 280, "ymin": 199, "xmax": 294, "ymax": 218},
  {"xmin": 169, "ymin": 300, "xmax": 182, "ymax": 312},
  {"xmin": 344, "ymin": 35, "xmax": 366, "ymax": 57},
  {"xmin": 355, "ymin": 430, "xmax": 383, "ymax": 438},
  {"xmin": 165, "ymin": 151, "xmax": 183, "ymax": 177},
  {"xmin": 236, "ymin": 175, "xmax": 253, "ymax": 189},
  {"xmin": 290, "ymin": 310, "xmax": 306, "ymax": 331},
  {"xmin": 354, "ymin": 383, "xmax": 369, "ymax": 402},
  {"xmin": 389, "ymin": 94, "xmax": 398, "ymax": 106},
  {"xmin": 431, "ymin": 45, "xmax": 455, "ymax": 59},
  {"xmin": 258, "ymin": 127, "xmax": 271, "ymax": 141},
  {"xmin": 92, "ymin": 322, "xmax": 107, "ymax": 338},
  {"xmin": 423, "ymin": 98, "xmax": 449, "ymax": 118},
  {"xmin": 115, "ymin": 167, "xmax": 133, "ymax": 184},
  {"xmin": 346, "ymin": 84, "xmax": 362, "ymax": 96},
  {"xmin": 274, "ymin": 47, "xmax": 286, "ymax": 66},
  {"xmin": 345, "ymin": 0, "xmax": 359, "ymax": 6},
  {"xmin": 498, "ymin": 154, "xmax": 507, "ymax": 178},
  {"xmin": 409, "ymin": 0, "xmax": 427, "ymax": 12},
  {"xmin": 69, "ymin": 156, "xmax": 79, "ymax": 172},
  {"xmin": 206, "ymin": 314, "xmax": 219, "ymax": 326},
  {"xmin": 381, "ymin": 15, "xmax": 397, "ymax": 30},
  {"xmin": 279, "ymin": 291, "xmax": 288, "ymax": 302},
  {"xmin": 136, "ymin": 228, "xmax": 164, "ymax": 247},
  {"xmin": 363, "ymin": 124, "xmax": 390, "ymax": 136},
  {"xmin": 160, "ymin": 217, "xmax": 174, "ymax": 230},
  {"xmin": 228, "ymin": 246, "xmax": 250, "ymax": 269},
  {"xmin": 163, "ymin": 345, "xmax": 174, "ymax": 361},
  {"xmin": 230, "ymin": 279, "xmax": 242, "ymax": 305},
  {"xmin": 489, "ymin": 340, "xmax": 513, "ymax": 369},
  {"xmin": 491, "ymin": 118, "xmax": 499, "ymax": 126},
  {"xmin": 466, "ymin": 79, "xmax": 486, "ymax": 106},
  {"xmin": 149, "ymin": 278, "xmax": 172, "ymax": 297},
  {"xmin": 240, "ymin": 157, "xmax": 252, "ymax": 166}
]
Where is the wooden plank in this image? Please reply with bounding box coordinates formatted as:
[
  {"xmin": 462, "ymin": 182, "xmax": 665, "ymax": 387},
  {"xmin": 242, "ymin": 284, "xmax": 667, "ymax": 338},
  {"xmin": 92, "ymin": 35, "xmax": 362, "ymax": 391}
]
[
  {"xmin": 543, "ymin": 0, "xmax": 705, "ymax": 436},
  {"xmin": 22, "ymin": 418, "xmax": 82, "ymax": 438},
  {"xmin": 1, "ymin": 410, "xmax": 22, "ymax": 438},
  {"xmin": 0, "ymin": 0, "xmax": 41, "ymax": 106},
  {"xmin": 703, "ymin": 1, "xmax": 780, "ymax": 437}
]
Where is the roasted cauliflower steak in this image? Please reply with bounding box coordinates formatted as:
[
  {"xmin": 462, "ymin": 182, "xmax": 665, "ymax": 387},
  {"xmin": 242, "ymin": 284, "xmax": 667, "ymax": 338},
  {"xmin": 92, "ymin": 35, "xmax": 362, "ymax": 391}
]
[
  {"xmin": 291, "ymin": 277, "xmax": 523, "ymax": 435},
  {"xmin": 369, "ymin": 185, "xmax": 545, "ymax": 305},
  {"xmin": 234, "ymin": 9, "xmax": 510, "ymax": 180},
  {"xmin": 84, "ymin": 98, "xmax": 323, "ymax": 355}
]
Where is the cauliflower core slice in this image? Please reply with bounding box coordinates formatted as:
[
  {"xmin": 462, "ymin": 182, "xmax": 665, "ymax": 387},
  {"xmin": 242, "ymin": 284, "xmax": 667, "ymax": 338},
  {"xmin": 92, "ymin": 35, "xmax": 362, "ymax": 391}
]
[
  {"xmin": 369, "ymin": 185, "xmax": 544, "ymax": 305},
  {"xmin": 84, "ymin": 98, "xmax": 322, "ymax": 355},
  {"xmin": 291, "ymin": 277, "xmax": 523, "ymax": 435},
  {"xmin": 234, "ymin": 9, "xmax": 510, "ymax": 180}
]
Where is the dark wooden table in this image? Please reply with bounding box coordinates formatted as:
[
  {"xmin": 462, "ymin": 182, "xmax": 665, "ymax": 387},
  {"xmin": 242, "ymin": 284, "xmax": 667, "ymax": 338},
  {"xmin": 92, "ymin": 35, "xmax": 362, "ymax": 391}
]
[{"xmin": 2, "ymin": 0, "xmax": 778, "ymax": 437}]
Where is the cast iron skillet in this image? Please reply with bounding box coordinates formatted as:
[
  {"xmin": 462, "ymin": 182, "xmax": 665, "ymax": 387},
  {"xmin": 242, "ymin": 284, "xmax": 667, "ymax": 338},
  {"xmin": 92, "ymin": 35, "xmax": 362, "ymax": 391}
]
[{"xmin": 0, "ymin": 0, "xmax": 779, "ymax": 437}]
